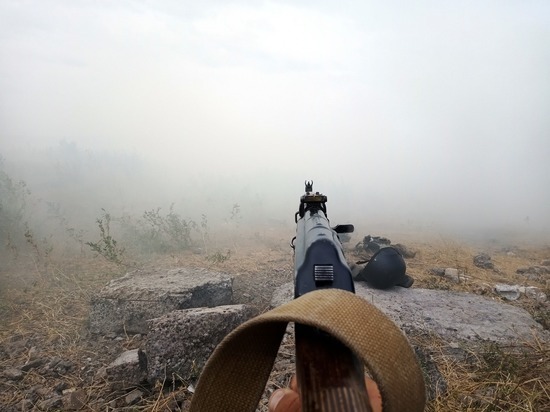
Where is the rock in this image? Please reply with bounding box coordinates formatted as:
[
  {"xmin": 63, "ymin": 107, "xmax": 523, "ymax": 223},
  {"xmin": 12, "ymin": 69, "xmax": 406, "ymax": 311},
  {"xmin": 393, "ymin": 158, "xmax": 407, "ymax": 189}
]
[
  {"xmin": 429, "ymin": 268, "xmax": 446, "ymax": 277},
  {"xmin": 473, "ymin": 253, "xmax": 494, "ymax": 269},
  {"xmin": 146, "ymin": 304, "xmax": 257, "ymax": 383},
  {"xmin": 3, "ymin": 367, "xmax": 24, "ymax": 381},
  {"xmin": 270, "ymin": 282, "xmax": 548, "ymax": 345},
  {"xmin": 63, "ymin": 389, "xmax": 87, "ymax": 410},
  {"xmin": 393, "ymin": 243, "xmax": 416, "ymax": 258},
  {"xmin": 20, "ymin": 358, "xmax": 45, "ymax": 372},
  {"xmin": 34, "ymin": 386, "xmax": 50, "ymax": 397},
  {"xmin": 105, "ymin": 349, "xmax": 148, "ymax": 388},
  {"xmin": 36, "ymin": 395, "xmax": 63, "ymax": 410},
  {"xmin": 494, "ymin": 284, "xmax": 521, "ymax": 301},
  {"xmin": 27, "ymin": 346, "xmax": 38, "ymax": 360},
  {"xmin": 45, "ymin": 358, "xmax": 74, "ymax": 376},
  {"xmin": 520, "ymin": 286, "xmax": 547, "ymax": 302},
  {"xmin": 516, "ymin": 266, "xmax": 549, "ymax": 281},
  {"xmin": 94, "ymin": 366, "xmax": 107, "ymax": 380},
  {"xmin": 124, "ymin": 389, "xmax": 144, "ymax": 406},
  {"xmin": 55, "ymin": 382, "xmax": 70, "ymax": 393},
  {"xmin": 89, "ymin": 267, "xmax": 233, "ymax": 335},
  {"xmin": 444, "ymin": 268, "xmax": 461, "ymax": 283},
  {"xmin": 541, "ymin": 259, "xmax": 550, "ymax": 266},
  {"xmin": 517, "ymin": 266, "xmax": 550, "ymax": 275},
  {"xmin": 430, "ymin": 267, "xmax": 468, "ymax": 283},
  {"xmin": 356, "ymin": 235, "xmax": 391, "ymax": 254}
]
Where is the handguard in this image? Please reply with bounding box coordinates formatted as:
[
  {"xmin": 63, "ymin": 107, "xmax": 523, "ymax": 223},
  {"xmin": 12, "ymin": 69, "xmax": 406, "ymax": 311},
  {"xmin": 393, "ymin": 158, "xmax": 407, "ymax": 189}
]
[{"xmin": 291, "ymin": 180, "xmax": 355, "ymax": 298}]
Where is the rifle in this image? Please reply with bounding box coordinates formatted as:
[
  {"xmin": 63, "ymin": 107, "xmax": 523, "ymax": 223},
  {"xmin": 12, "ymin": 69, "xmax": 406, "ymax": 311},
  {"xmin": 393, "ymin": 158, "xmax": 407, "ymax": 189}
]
[
  {"xmin": 189, "ymin": 182, "xmax": 425, "ymax": 412},
  {"xmin": 291, "ymin": 180, "xmax": 372, "ymax": 411}
]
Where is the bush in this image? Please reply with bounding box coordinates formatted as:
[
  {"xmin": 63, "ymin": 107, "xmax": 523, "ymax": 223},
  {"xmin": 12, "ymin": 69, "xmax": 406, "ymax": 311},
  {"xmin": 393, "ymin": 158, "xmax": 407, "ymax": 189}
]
[
  {"xmin": 0, "ymin": 157, "xmax": 31, "ymax": 256},
  {"xmin": 86, "ymin": 209, "xmax": 125, "ymax": 264}
]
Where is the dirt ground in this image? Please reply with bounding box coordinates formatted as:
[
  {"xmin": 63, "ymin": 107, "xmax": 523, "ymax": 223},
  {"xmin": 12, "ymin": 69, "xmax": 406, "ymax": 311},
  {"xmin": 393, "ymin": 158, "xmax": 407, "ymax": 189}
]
[{"xmin": 0, "ymin": 229, "xmax": 548, "ymax": 411}]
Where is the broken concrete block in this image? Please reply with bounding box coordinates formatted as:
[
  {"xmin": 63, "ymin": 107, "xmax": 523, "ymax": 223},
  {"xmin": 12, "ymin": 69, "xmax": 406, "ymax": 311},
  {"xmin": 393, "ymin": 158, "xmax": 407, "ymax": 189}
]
[
  {"xmin": 89, "ymin": 267, "xmax": 233, "ymax": 334},
  {"xmin": 146, "ymin": 304, "xmax": 257, "ymax": 383},
  {"xmin": 105, "ymin": 349, "xmax": 147, "ymax": 388},
  {"xmin": 494, "ymin": 284, "xmax": 521, "ymax": 301}
]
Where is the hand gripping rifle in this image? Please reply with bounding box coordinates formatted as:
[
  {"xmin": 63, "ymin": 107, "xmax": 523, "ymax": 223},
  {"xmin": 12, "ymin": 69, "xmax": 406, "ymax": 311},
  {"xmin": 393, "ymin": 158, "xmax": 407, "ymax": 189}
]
[{"xmin": 291, "ymin": 180, "xmax": 372, "ymax": 411}]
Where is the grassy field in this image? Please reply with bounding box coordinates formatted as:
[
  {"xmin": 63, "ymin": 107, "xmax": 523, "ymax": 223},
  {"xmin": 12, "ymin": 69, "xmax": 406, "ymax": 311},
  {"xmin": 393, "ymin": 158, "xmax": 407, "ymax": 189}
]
[{"xmin": 0, "ymin": 229, "xmax": 548, "ymax": 411}]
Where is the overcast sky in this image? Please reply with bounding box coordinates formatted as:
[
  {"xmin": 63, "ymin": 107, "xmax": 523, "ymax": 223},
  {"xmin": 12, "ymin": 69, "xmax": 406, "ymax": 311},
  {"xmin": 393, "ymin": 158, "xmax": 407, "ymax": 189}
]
[{"xmin": 0, "ymin": 0, "xmax": 549, "ymax": 233}]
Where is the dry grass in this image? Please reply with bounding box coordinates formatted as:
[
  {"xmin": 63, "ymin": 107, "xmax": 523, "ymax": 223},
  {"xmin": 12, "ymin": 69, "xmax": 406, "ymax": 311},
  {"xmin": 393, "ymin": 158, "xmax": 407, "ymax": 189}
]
[{"xmin": 0, "ymin": 229, "xmax": 548, "ymax": 411}]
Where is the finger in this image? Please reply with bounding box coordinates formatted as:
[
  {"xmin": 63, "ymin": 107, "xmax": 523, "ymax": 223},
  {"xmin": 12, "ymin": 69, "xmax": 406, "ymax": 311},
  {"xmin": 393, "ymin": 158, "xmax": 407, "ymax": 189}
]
[
  {"xmin": 269, "ymin": 388, "xmax": 301, "ymax": 412},
  {"xmin": 289, "ymin": 375, "xmax": 299, "ymax": 392},
  {"xmin": 365, "ymin": 378, "xmax": 383, "ymax": 412}
]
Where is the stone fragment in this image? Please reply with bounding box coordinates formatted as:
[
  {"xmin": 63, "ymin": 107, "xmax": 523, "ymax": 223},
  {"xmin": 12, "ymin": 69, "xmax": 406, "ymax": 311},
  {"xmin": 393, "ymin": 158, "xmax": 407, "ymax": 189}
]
[
  {"xmin": 473, "ymin": 253, "xmax": 494, "ymax": 269},
  {"xmin": 444, "ymin": 268, "xmax": 460, "ymax": 283},
  {"xmin": 521, "ymin": 286, "xmax": 547, "ymax": 302},
  {"xmin": 429, "ymin": 268, "xmax": 446, "ymax": 276},
  {"xmin": 146, "ymin": 304, "xmax": 257, "ymax": 382},
  {"xmin": 494, "ymin": 284, "xmax": 521, "ymax": 301},
  {"xmin": 54, "ymin": 381, "xmax": 70, "ymax": 394},
  {"xmin": 20, "ymin": 358, "xmax": 45, "ymax": 372},
  {"xmin": 45, "ymin": 358, "xmax": 73, "ymax": 376},
  {"xmin": 27, "ymin": 346, "xmax": 38, "ymax": 360},
  {"xmin": 430, "ymin": 267, "xmax": 468, "ymax": 283},
  {"xmin": 89, "ymin": 267, "xmax": 233, "ymax": 335},
  {"xmin": 105, "ymin": 349, "xmax": 148, "ymax": 388},
  {"xmin": 125, "ymin": 389, "xmax": 144, "ymax": 406},
  {"xmin": 63, "ymin": 389, "xmax": 87, "ymax": 410},
  {"xmin": 3, "ymin": 367, "xmax": 24, "ymax": 381},
  {"xmin": 517, "ymin": 266, "xmax": 550, "ymax": 275},
  {"xmin": 36, "ymin": 395, "xmax": 63, "ymax": 410},
  {"xmin": 34, "ymin": 386, "xmax": 50, "ymax": 397},
  {"xmin": 393, "ymin": 243, "xmax": 417, "ymax": 258},
  {"xmin": 94, "ymin": 366, "xmax": 107, "ymax": 380}
]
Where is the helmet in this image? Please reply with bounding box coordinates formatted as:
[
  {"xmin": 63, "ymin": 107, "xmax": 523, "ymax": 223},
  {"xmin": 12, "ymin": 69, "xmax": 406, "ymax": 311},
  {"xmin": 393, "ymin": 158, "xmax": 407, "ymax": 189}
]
[{"xmin": 357, "ymin": 247, "xmax": 414, "ymax": 289}]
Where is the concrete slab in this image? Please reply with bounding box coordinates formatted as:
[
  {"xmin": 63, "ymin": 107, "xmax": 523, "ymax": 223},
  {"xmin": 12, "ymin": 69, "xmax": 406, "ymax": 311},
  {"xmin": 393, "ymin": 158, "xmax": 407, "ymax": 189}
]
[
  {"xmin": 89, "ymin": 267, "xmax": 233, "ymax": 335},
  {"xmin": 146, "ymin": 304, "xmax": 257, "ymax": 382},
  {"xmin": 271, "ymin": 282, "xmax": 549, "ymax": 345}
]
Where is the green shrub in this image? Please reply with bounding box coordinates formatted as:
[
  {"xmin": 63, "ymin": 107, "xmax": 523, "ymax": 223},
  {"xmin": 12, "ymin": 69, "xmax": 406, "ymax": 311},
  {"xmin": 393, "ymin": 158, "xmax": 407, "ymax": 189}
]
[
  {"xmin": 86, "ymin": 209, "xmax": 125, "ymax": 264},
  {"xmin": 0, "ymin": 156, "xmax": 31, "ymax": 257}
]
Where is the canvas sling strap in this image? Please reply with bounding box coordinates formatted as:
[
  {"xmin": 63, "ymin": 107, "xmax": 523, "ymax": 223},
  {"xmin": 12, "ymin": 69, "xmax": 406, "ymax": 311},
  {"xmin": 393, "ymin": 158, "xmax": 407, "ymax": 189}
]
[{"xmin": 189, "ymin": 289, "xmax": 426, "ymax": 412}]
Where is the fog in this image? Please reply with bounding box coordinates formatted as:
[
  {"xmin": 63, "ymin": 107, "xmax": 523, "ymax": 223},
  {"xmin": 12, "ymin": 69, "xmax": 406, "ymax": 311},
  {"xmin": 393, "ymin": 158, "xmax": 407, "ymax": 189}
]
[{"xmin": 1, "ymin": 0, "xmax": 549, "ymax": 245}]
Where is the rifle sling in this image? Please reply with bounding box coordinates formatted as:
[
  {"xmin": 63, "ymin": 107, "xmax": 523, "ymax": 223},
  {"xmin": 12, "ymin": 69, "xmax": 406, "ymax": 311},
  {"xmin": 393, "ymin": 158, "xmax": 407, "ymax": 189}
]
[{"xmin": 189, "ymin": 289, "xmax": 426, "ymax": 412}]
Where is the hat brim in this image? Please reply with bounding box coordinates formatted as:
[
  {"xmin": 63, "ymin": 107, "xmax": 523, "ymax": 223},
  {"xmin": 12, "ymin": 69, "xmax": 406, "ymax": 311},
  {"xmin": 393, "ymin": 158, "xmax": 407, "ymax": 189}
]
[{"xmin": 395, "ymin": 274, "xmax": 414, "ymax": 288}]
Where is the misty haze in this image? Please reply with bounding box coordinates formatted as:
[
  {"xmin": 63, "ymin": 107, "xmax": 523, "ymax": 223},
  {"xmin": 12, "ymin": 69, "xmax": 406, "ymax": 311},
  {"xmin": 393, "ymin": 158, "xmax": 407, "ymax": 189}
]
[{"xmin": 0, "ymin": 1, "xmax": 548, "ymax": 411}]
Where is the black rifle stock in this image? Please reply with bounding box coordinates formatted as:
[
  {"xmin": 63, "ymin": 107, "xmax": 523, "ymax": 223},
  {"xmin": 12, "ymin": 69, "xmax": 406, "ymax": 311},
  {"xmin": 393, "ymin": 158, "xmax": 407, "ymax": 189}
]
[{"xmin": 291, "ymin": 181, "xmax": 372, "ymax": 412}]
